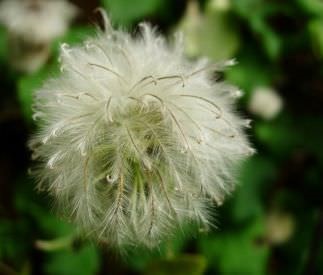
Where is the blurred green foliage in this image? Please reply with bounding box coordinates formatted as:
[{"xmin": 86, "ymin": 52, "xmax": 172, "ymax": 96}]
[
  {"xmin": 102, "ymin": 0, "xmax": 163, "ymax": 26},
  {"xmin": 199, "ymin": 218, "xmax": 268, "ymax": 274},
  {"xmin": 0, "ymin": 0, "xmax": 323, "ymax": 274},
  {"xmin": 144, "ymin": 255, "xmax": 207, "ymax": 275},
  {"xmin": 0, "ymin": 27, "xmax": 7, "ymax": 62}
]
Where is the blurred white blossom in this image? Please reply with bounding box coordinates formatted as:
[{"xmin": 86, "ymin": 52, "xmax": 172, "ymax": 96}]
[
  {"xmin": 0, "ymin": 0, "xmax": 78, "ymax": 72},
  {"xmin": 30, "ymin": 12, "xmax": 253, "ymax": 250},
  {"xmin": 0, "ymin": 0, "xmax": 78, "ymax": 44},
  {"xmin": 248, "ymin": 86, "xmax": 283, "ymax": 120},
  {"xmin": 265, "ymin": 211, "xmax": 295, "ymax": 245}
]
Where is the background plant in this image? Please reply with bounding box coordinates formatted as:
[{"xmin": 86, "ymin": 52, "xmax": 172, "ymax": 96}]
[{"xmin": 0, "ymin": 0, "xmax": 322, "ymax": 274}]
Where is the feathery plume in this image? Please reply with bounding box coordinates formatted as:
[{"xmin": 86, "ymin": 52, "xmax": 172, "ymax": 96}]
[{"xmin": 30, "ymin": 11, "xmax": 253, "ymax": 250}]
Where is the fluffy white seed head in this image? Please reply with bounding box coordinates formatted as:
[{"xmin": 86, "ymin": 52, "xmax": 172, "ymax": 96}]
[
  {"xmin": 248, "ymin": 86, "xmax": 283, "ymax": 120},
  {"xmin": 0, "ymin": 0, "xmax": 78, "ymax": 44},
  {"xmin": 29, "ymin": 14, "xmax": 253, "ymax": 250}
]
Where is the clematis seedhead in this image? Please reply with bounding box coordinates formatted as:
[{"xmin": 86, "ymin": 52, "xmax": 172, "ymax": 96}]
[{"xmin": 30, "ymin": 11, "xmax": 253, "ymax": 250}]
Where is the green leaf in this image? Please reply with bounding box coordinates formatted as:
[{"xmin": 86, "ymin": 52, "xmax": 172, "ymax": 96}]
[
  {"xmin": 145, "ymin": 254, "xmax": 207, "ymax": 275},
  {"xmin": 232, "ymin": 0, "xmax": 264, "ymax": 17},
  {"xmin": 298, "ymin": 0, "xmax": 323, "ymax": 16},
  {"xmin": 127, "ymin": 232, "xmax": 188, "ymax": 272},
  {"xmin": 102, "ymin": 0, "xmax": 162, "ymax": 26},
  {"xmin": 14, "ymin": 178, "xmax": 74, "ymax": 238},
  {"xmin": 0, "ymin": 220, "xmax": 30, "ymax": 263},
  {"xmin": 232, "ymin": 0, "xmax": 282, "ymax": 59},
  {"xmin": 43, "ymin": 244, "xmax": 100, "ymax": 275},
  {"xmin": 199, "ymin": 218, "xmax": 269, "ymax": 275},
  {"xmin": 255, "ymin": 115, "xmax": 300, "ymax": 157},
  {"xmin": 231, "ymin": 155, "xmax": 276, "ymax": 222}
]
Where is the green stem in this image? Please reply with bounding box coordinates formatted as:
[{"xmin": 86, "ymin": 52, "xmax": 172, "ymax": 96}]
[{"xmin": 35, "ymin": 234, "xmax": 75, "ymax": 252}]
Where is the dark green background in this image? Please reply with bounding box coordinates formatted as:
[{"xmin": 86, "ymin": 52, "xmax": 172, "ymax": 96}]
[{"xmin": 0, "ymin": 0, "xmax": 322, "ymax": 274}]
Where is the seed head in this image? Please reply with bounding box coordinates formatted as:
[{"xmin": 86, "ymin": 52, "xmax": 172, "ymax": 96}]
[{"xmin": 30, "ymin": 13, "xmax": 253, "ymax": 250}]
